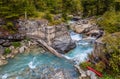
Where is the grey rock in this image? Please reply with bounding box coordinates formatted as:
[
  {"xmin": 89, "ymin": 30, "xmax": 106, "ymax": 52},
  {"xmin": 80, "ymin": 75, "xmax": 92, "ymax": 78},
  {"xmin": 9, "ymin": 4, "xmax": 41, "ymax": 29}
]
[
  {"xmin": 69, "ymin": 18, "xmax": 98, "ymax": 34},
  {"xmin": 2, "ymin": 40, "xmax": 11, "ymax": 47},
  {"xmin": 0, "ymin": 45, "xmax": 4, "ymax": 54},
  {"xmin": 0, "ymin": 39, "xmax": 5, "ymax": 45},
  {"xmin": 19, "ymin": 46, "xmax": 27, "ymax": 53}
]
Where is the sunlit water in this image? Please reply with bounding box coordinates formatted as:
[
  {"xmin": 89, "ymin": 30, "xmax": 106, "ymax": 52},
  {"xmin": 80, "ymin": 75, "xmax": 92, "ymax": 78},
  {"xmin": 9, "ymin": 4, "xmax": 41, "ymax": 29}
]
[{"xmin": 0, "ymin": 32, "xmax": 94, "ymax": 79}]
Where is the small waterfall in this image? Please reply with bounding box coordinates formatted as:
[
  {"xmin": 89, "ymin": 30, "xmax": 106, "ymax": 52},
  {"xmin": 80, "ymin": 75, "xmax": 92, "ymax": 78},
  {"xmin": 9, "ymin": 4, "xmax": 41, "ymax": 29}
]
[
  {"xmin": 70, "ymin": 31, "xmax": 83, "ymax": 42},
  {"xmin": 28, "ymin": 57, "xmax": 38, "ymax": 69},
  {"xmin": 65, "ymin": 31, "xmax": 94, "ymax": 64}
]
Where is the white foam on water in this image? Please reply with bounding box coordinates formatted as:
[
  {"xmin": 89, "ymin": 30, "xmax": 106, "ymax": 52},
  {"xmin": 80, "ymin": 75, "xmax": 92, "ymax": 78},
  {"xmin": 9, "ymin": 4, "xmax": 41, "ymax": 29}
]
[
  {"xmin": 2, "ymin": 74, "xmax": 8, "ymax": 79},
  {"xmin": 78, "ymin": 42, "xmax": 89, "ymax": 45},
  {"xmin": 62, "ymin": 55, "xmax": 72, "ymax": 60},
  {"xmin": 28, "ymin": 57, "xmax": 37, "ymax": 69},
  {"xmin": 72, "ymin": 53, "xmax": 88, "ymax": 64},
  {"xmin": 70, "ymin": 32, "xmax": 82, "ymax": 41},
  {"xmin": 68, "ymin": 21, "xmax": 76, "ymax": 24},
  {"xmin": 74, "ymin": 48, "xmax": 93, "ymax": 64},
  {"xmin": 28, "ymin": 62, "xmax": 36, "ymax": 69}
]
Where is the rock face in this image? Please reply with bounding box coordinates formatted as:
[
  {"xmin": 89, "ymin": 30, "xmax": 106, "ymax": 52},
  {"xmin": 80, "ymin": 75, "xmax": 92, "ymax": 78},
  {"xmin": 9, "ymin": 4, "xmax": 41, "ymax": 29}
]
[
  {"xmin": 0, "ymin": 33, "xmax": 25, "ymax": 41},
  {"xmin": 18, "ymin": 20, "xmax": 76, "ymax": 53},
  {"xmin": 0, "ymin": 33, "xmax": 25, "ymax": 48},
  {"xmin": 69, "ymin": 18, "xmax": 98, "ymax": 34}
]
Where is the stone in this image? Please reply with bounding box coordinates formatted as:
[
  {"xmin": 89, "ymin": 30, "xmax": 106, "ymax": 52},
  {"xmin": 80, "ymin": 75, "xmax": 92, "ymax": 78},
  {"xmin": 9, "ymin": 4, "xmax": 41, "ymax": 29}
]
[
  {"xmin": 12, "ymin": 49, "xmax": 19, "ymax": 54},
  {"xmin": 86, "ymin": 70, "xmax": 98, "ymax": 79},
  {"xmin": 0, "ymin": 45, "xmax": 4, "ymax": 54},
  {"xmin": 0, "ymin": 59, "xmax": 8, "ymax": 66},
  {"xmin": 52, "ymin": 36, "xmax": 76, "ymax": 54},
  {"xmin": 50, "ymin": 71, "xmax": 65, "ymax": 79},
  {"xmin": 2, "ymin": 40, "xmax": 11, "ymax": 47},
  {"xmin": 19, "ymin": 46, "xmax": 27, "ymax": 53},
  {"xmin": 0, "ymin": 39, "xmax": 5, "ymax": 45},
  {"xmin": 1, "ymin": 33, "xmax": 25, "ymax": 41},
  {"xmin": 69, "ymin": 18, "xmax": 98, "ymax": 34},
  {"xmin": 6, "ymin": 54, "xmax": 12, "ymax": 58},
  {"xmin": 75, "ymin": 25, "xmax": 85, "ymax": 33},
  {"xmin": 9, "ymin": 46, "xmax": 15, "ymax": 50},
  {"xmin": 0, "ymin": 55, "xmax": 6, "ymax": 60},
  {"xmin": 10, "ymin": 54, "xmax": 15, "ymax": 58}
]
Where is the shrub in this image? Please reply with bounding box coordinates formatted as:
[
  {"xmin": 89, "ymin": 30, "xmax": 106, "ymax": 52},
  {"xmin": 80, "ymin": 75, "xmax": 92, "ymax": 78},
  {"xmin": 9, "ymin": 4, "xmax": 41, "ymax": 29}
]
[
  {"xmin": 44, "ymin": 12, "xmax": 53, "ymax": 22},
  {"xmin": 80, "ymin": 62, "xmax": 93, "ymax": 70},
  {"xmin": 4, "ymin": 48, "xmax": 11, "ymax": 54},
  {"xmin": 97, "ymin": 11, "xmax": 120, "ymax": 33},
  {"xmin": 12, "ymin": 42, "xmax": 21, "ymax": 48},
  {"xmin": 95, "ymin": 61, "xmax": 106, "ymax": 72},
  {"xmin": 6, "ymin": 21, "xmax": 14, "ymax": 27},
  {"xmin": 102, "ymin": 33, "xmax": 120, "ymax": 74}
]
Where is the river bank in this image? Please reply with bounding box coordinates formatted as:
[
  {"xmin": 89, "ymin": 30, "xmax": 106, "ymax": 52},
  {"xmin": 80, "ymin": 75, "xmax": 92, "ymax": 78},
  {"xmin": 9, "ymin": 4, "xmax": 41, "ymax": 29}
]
[
  {"xmin": 0, "ymin": 31, "xmax": 95, "ymax": 79},
  {"xmin": 0, "ymin": 17, "xmax": 103, "ymax": 79}
]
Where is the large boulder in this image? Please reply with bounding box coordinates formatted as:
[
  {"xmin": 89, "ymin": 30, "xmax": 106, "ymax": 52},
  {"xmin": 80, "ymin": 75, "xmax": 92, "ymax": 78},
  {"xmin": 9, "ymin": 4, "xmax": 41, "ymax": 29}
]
[
  {"xmin": 52, "ymin": 31, "xmax": 76, "ymax": 54},
  {"xmin": 53, "ymin": 24, "xmax": 76, "ymax": 53},
  {"xmin": 69, "ymin": 18, "xmax": 98, "ymax": 34}
]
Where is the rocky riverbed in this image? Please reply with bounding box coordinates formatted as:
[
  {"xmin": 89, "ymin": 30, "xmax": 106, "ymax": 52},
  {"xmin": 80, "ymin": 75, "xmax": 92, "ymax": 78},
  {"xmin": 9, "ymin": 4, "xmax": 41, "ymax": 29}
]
[{"xmin": 0, "ymin": 17, "xmax": 103, "ymax": 79}]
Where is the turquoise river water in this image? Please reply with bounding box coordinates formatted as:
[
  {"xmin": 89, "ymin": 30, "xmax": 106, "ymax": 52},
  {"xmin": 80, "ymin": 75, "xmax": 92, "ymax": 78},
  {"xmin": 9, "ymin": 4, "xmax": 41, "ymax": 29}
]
[{"xmin": 0, "ymin": 32, "xmax": 94, "ymax": 79}]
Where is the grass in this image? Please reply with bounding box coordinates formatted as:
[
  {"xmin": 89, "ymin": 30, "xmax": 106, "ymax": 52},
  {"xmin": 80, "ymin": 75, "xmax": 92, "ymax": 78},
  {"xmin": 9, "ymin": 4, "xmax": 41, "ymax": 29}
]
[{"xmin": 100, "ymin": 73, "xmax": 120, "ymax": 79}]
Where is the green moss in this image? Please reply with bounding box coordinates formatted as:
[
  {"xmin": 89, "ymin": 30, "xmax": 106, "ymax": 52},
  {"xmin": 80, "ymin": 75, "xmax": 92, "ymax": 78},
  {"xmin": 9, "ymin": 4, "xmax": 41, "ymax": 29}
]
[
  {"xmin": 12, "ymin": 42, "xmax": 21, "ymax": 48},
  {"xmin": 4, "ymin": 48, "xmax": 11, "ymax": 54}
]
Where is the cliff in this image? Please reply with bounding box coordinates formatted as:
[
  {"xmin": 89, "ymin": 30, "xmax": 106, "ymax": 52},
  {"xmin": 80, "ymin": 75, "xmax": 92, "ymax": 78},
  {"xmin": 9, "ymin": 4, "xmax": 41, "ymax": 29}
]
[{"xmin": 18, "ymin": 20, "xmax": 76, "ymax": 54}]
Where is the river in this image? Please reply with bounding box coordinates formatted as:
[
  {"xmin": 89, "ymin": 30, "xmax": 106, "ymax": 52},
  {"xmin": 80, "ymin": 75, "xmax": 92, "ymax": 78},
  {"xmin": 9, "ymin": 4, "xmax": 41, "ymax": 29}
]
[{"xmin": 0, "ymin": 32, "xmax": 95, "ymax": 79}]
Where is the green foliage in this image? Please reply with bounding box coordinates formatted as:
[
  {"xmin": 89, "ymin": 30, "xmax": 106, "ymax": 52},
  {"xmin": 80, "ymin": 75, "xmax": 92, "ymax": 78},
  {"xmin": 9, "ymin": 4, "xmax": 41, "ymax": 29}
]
[
  {"xmin": 102, "ymin": 33, "xmax": 120, "ymax": 74},
  {"xmin": 100, "ymin": 73, "xmax": 119, "ymax": 79},
  {"xmin": 0, "ymin": 0, "xmax": 83, "ymax": 20},
  {"xmin": 95, "ymin": 61, "xmax": 106, "ymax": 72},
  {"xmin": 98, "ymin": 11, "xmax": 120, "ymax": 33},
  {"xmin": 12, "ymin": 42, "xmax": 21, "ymax": 48},
  {"xmin": 0, "ymin": 0, "xmax": 36, "ymax": 19},
  {"xmin": 80, "ymin": 62, "xmax": 93, "ymax": 70},
  {"xmin": 1, "ymin": 21, "xmax": 16, "ymax": 34},
  {"xmin": 4, "ymin": 48, "xmax": 11, "ymax": 54},
  {"xmin": 44, "ymin": 12, "xmax": 53, "ymax": 22},
  {"xmin": 81, "ymin": 0, "xmax": 116, "ymax": 17}
]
